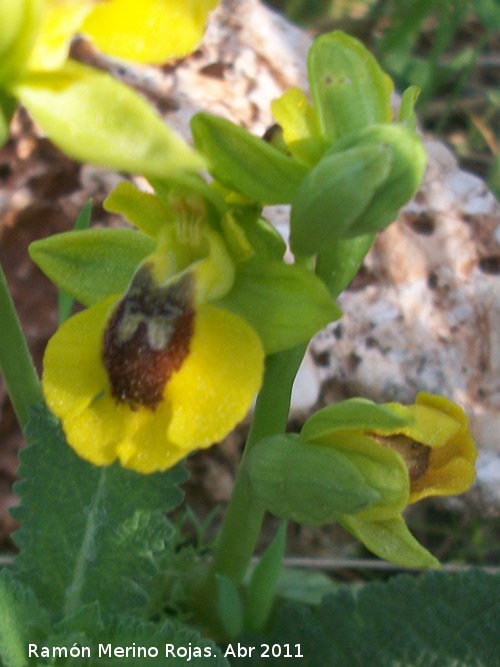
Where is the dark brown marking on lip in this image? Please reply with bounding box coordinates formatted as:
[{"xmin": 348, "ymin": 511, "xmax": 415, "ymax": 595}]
[
  {"xmin": 369, "ymin": 433, "xmax": 431, "ymax": 482},
  {"xmin": 102, "ymin": 265, "xmax": 195, "ymax": 410}
]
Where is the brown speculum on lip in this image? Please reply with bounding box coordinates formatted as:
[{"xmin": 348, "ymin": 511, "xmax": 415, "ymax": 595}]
[
  {"xmin": 369, "ymin": 433, "xmax": 431, "ymax": 482},
  {"xmin": 103, "ymin": 265, "xmax": 195, "ymax": 410}
]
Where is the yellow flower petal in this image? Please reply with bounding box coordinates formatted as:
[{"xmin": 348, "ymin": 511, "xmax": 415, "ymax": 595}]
[
  {"xmin": 43, "ymin": 296, "xmax": 117, "ymax": 419},
  {"xmin": 81, "ymin": 0, "xmax": 219, "ymax": 64},
  {"xmin": 271, "ymin": 87, "xmax": 324, "ymax": 165},
  {"xmin": 166, "ymin": 304, "xmax": 264, "ymax": 449},
  {"xmin": 29, "ymin": 1, "xmax": 94, "ymax": 70},
  {"xmin": 43, "ymin": 289, "xmax": 263, "ymax": 473},
  {"xmin": 408, "ymin": 393, "xmax": 477, "ymax": 503}
]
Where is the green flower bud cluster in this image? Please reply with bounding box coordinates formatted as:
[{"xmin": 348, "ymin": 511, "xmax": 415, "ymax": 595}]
[{"xmin": 191, "ymin": 32, "xmax": 426, "ymax": 297}]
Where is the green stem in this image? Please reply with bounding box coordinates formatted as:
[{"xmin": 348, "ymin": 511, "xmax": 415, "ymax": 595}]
[
  {"xmin": 0, "ymin": 263, "xmax": 43, "ymax": 429},
  {"xmin": 211, "ymin": 343, "xmax": 307, "ymax": 583}
]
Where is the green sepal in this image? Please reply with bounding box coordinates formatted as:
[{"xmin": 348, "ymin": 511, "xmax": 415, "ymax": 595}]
[
  {"xmin": 191, "ymin": 112, "xmax": 308, "ymax": 204},
  {"xmin": 301, "ymin": 398, "xmax": 413, "ymax": 443},
  {"xmin": 290, "ymin": 144, "xmax": 393, "ymax": 255},
  {"xmin": 308, "ymin": 31, "xmax": 393, "ymax": 143},
  {"xmin": 215, "ymin": 575, "xmax": 243, "ymax": 640},
  {"xmin": 150, "ymin": 173, "xmax": 228, "ymax": 226},
  {"xmin": 316, "ymin": 233, "xmax": 375, "ymax": 298},
  {"xmin": 14, "ymin": 61, "xmax": 204, "ymax": 178},
  {"xmin": 340, "ymin": 515, "xmax": 440, "ymax": 569},
  {"xmin": 104, "ymin": 181, "xmax": 172, "ymax": 238},
  {"xmin": 0, "ymin": 569, "xmax": 49, "ymax": 667},
  {"xmin": 398, "ymin": 85, "xmax": 420, "ymax": 130},
  {"xmin": 0, "ymin": 0, "xmax": 43, "ymax": 87},
  {"xmin": 247, "ymin": 434, "xmax": 401, "ymax": 525},
  {"xmin": 327, "ymin": 123, "xmax": 427, "ymax": 236},
  {"xmin": 29, "ymin": 228, "xmax": 155, "ymax": 305},
  {"xmin": 58, "ymin": 199, "xmax": 92, "ymax": 324},
  {"xmin": 0, "ymin": 90, "xmax": 17, "ymax": 149},
  {"xmin": 216, "ymin": 257, "xmax": 341, "ymax": 354},
  {"xmin": 244, "ymin": 523, "xmax": 286, "ymax": 633},
  {"xmin": 222, "ymin": 208, "xmax": 286, "ymax": 262}
]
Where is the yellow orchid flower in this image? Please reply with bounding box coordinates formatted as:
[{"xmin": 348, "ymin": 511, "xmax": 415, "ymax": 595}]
[
  {"xmin": 43, "ymin": 245, "xmax": 264, "ymax": 474},
  {"xmin": 369, "ymin": 392, "xmax": 477, "ymax": 505},
  {"xmin": 30, "ymin": 0, "xmax": 219, "ymax": 70},
  {"xmin": 251, "ymin": 392, "xmax": 477, "ymax": 567}
]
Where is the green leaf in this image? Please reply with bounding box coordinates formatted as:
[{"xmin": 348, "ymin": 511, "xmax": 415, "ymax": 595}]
[
  {"xmin": 316, "ymin": 233, "xmax": 375, "ymax": 298},
  {"xmin": 0, "ymin": 569, "xmax": 48, "ymax": 667},
  {"xmin": 29, "ymin": 228, "xmax": 154, "ymax": 305},
  {"xmin": 340, "ymin": 515, "xmax": 439, "ymax": 569},
  {"xmin": 245, "ymin": 523, "xmax": 287, "ymax": 633},
  {"xmin": 0, "ymin": 0, "xmax": 43, "ymax": 87},
  {"xmin": 217, "ymin": 258, "xmax": 341, "ymax": 354},
  {"xmin": 58, "ymin": 199, "xmax": 93, "ymax": 323},
  {"xmin": 12, "ymin": 404, "xmax": 187, "ymax": 618},
  {"xmin": 290, "ymin": 144, "xmax": 393, "ymax": 255},
  {"xmin": 326, "ymin": 123, "xmax": 427, "ymax": 237},
  {"xmin": 234, "ymin": 570, "xmax": 500, "ymax": 666},
  {"xmin": 308, "ymin": 32, "xmax": 393, "ymax": 143},
  {"xmin": 150, "ymin": 174, "xmax": 228, "ymax": 223},
  {"xmin": 247, "ymin": 434, "xmax": 382, "ymax": 525},
  {"xmin": 216, "ymin": 575, "xmax": 244, "ymax": 640},
  {"xmin": 301, "ymin": 398, "xmax": 413, "ymax": 443},
  {"xmin": 191, "ymin": 113, "xmax": 308, "ymax": 205},
  {"xmin": 223, "ymin": 209, "xmax": 286, "ymax": 261},
  {"xmin": 14, "ymin": 61, "xmax": 204, "ymax": 178},
  {"xmin": 397, "ymin": 85, "xmax": 420, "ymax": 130},
  {"xmin": 104, "ymin": 182, "xmax": 172, "ymax": 238},
  {"xmin": 274, "ymin": 567, "xmax": 337, "ymax": 607}
]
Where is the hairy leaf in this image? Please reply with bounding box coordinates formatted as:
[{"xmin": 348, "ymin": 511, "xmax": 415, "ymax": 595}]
[
  {"xmin": 232, "ymin": 570, "xmax": 500, "ymax": 666},
  {"xmin": 12, "ymin": 404, "xmax": 186, "ymax": 618}
]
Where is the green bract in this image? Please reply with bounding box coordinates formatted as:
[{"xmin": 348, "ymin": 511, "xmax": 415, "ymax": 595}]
[
  {"xmin": 307, "ymin": 31, "xmax": 393, "ymax": 141},
  {"xmin": 190, "ymin": 113, "xmax": 308, "ymax": 205},
  {"xmin": 247, "ymin": 433, "xmax": 407, "ymax": 525},
  {"xmin": 290, "ymin": 123, "xmax": 427, "ymax": 254},
  {"xmin": 191, "ymin": 30, "xmax": 425, "ymax": 267}
]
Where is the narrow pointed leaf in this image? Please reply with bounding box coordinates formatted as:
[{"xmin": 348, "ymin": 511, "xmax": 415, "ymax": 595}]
[
  {"xmin": 245, "ymin": 523, "xmax": 287, "ymax": 632},
  {"xmin": 191, "ymin": 113, "xmax": 308, "ymax": 204},
  {"xmin": 340, "ymin": 515, "xmax": 439, "ymax": 569},
  {"xmin": 216, "ymin": 575, "xmax": 243, "ymax": 640}
]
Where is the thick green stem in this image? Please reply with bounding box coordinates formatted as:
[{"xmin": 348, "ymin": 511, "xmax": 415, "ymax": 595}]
[
  {"xmin": 0, "ymin": 263, "xmax": 43, "ymax": 429},
  {"xmin": 211, "ymin": 343, "xmax": 307, "ymax": 583}
]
